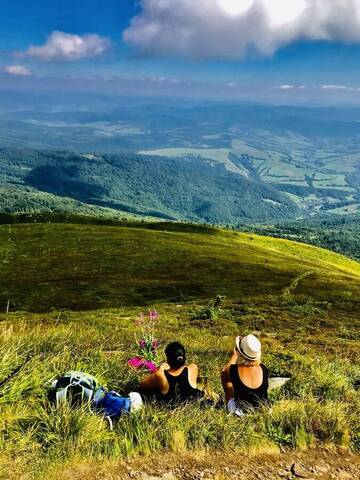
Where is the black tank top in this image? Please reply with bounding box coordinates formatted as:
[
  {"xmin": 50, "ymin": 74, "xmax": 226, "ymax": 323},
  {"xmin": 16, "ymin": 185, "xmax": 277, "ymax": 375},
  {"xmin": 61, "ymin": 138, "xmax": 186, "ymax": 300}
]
[
  {"xmin": 230, "ymin": 364, "xmax": 269, "ymax": 409},
  {"xmin": 160, "ymin": 367, "xmax": 202, "ymax": 404}
]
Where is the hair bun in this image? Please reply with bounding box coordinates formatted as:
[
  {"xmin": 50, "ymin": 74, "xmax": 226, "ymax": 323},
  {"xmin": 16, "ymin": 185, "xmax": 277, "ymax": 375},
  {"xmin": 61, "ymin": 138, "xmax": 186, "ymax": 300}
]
[{"xmin": 165, "ymin": 342, "xmax": 186, "ymax": 368}]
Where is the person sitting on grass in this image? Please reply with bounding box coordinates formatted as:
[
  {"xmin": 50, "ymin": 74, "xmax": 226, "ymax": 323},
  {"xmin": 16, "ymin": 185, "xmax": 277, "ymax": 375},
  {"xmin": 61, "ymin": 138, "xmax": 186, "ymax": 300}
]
[
  {"xmin": 139, "ymin": 342, "xmax": 203, "ymax": 404},
  {"xmin": 221, "ymin": 334, "xmax": 269, "ymax": 416}
]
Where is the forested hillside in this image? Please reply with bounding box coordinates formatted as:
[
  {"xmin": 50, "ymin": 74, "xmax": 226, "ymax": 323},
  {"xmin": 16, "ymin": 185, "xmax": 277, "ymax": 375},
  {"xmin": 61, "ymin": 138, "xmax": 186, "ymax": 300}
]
[
  {"xmin": 1, "ymin": 101, "xmax": 360, "ymax": 221},
  {"xmin": 0, "ymin": 148, "xmax": 298, "ymax": 223}
]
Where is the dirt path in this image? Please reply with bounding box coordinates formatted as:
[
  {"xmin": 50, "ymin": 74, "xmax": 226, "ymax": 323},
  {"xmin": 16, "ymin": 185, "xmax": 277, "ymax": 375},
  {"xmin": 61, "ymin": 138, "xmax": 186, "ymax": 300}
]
[
  {"xmin": 282, "ymin": 270, "xmax": 316, "ymax": 299},
  {"xmin": 55, "ymin": 449, "xmax": 359, "ymax": 480}
]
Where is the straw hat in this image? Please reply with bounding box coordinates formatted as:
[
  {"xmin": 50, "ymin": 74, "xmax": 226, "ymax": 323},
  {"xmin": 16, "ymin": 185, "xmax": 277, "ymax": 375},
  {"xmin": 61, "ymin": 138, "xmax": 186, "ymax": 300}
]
[{"xmin": 235, "ymin": 334, "xmax": 261, "ymax": 362}]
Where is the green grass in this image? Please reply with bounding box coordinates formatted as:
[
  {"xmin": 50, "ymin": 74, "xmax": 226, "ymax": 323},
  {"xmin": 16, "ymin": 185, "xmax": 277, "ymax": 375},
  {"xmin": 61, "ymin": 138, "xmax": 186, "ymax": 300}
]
[
  {"xmin": 1, "ymin": 222, "xmax": 360, "ymax": 312},
  {"xmin": 0, "ymin": 220, "xmax": 359, "ymax": 478}
]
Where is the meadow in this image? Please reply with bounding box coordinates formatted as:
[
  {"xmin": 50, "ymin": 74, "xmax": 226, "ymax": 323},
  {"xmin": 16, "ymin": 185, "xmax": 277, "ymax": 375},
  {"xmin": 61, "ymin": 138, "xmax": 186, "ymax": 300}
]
[{"xmin": 0, "ymin": 220, "xmax": 359, "ymax": 479}]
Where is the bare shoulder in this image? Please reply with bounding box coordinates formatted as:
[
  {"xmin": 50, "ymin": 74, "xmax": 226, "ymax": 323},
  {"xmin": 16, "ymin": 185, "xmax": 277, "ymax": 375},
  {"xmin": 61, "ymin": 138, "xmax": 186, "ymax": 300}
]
[{"xmin": 188, "ymin": 363, "xmax": 199, "ymax": 372}]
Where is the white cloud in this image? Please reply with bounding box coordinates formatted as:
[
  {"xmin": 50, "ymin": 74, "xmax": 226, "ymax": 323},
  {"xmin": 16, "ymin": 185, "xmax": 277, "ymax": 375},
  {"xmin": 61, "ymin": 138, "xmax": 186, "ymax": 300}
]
[
  {"xmin": 4, "ymin": 65, "xmax": 32, "ymax": 76},
  {"xmin": 321, "ymin": 84, "xmax": 353, "ymax": 90},
  {"xmin": 277, "ymin": 84, "xmax": 295, "ymax": 90},
  {"xmin": 124, "ymin": 0, "xmax": 360, "ymax": 60},
  {"xmin": 23, "ymin": 31, "xmax": 110, "ymax": 61}
]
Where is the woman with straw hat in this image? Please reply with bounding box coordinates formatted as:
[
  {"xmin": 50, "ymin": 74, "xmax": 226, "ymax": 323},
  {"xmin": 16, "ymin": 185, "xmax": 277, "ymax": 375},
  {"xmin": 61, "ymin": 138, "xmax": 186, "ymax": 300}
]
[{"xmin": 221, "ymin": 334, "xmax": 269, "ymax": 416}]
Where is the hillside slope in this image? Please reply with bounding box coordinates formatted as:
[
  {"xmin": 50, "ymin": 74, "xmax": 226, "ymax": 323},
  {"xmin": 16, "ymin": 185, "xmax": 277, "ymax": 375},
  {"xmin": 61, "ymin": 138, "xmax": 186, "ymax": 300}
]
[
  {"xmin": 1, "ymin": 220, "xmax": 360, "ymax": 478},
  {"xmin": 1, "ymin": 222, "xmax": 360, "ymax": 312},
  {"xmin": 0, "ymin": 148, "xmax": 299, "ymax": 223}
]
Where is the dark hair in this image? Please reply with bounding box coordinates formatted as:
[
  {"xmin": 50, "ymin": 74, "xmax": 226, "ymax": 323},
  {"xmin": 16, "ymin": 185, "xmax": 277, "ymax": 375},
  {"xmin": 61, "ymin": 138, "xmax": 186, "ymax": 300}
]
[{"xmin": 165, "ymin": 342, "xmax": 186, "ymax": 369}]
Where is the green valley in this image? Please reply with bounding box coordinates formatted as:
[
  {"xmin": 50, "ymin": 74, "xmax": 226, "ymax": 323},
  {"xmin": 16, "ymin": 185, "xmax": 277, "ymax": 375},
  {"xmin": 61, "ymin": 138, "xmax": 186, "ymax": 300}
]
[{"xmin": 1, "ymin": 103, "xmax": 360, "ymax": 223}]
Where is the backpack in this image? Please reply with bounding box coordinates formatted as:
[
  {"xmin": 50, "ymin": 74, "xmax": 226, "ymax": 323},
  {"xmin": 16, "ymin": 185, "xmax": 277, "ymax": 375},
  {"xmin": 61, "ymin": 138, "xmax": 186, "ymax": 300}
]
[
  {"xmin": 49, "ymin": 371, "xmax": 143, "ymax": 430},
  {"xmin": 50, "ymin": 371, "xmax": 105, "ymax": 408}
]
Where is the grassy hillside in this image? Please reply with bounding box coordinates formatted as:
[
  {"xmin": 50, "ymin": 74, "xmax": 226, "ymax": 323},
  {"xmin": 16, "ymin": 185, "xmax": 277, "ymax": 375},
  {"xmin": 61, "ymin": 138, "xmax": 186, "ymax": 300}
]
[
  {"xmin": 241, "ymin": 214, "xmax": 360, "ymax": 262},
  {"xmin": 1, "ymin": 222, "xmax": 360, "ymax": 312},
  {"xmin": 0, "ymin": 221, "xmax": 359, "ymax": 479}
]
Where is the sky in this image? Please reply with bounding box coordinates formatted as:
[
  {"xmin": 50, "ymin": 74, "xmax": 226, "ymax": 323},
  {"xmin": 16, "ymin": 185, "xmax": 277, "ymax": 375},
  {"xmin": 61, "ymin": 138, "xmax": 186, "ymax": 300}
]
[{"xmin": 1, "ymin": 0, "xmax": 360, "ymax": 105}]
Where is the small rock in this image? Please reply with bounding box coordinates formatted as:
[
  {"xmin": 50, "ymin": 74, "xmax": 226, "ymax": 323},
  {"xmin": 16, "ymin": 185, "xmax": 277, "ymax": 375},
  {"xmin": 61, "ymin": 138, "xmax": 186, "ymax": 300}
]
[
  {"xmin": 278, "ymin": 471, "xmax": 289, "ymax": 478},
  {"xmin": 251, "ymin": 330, "xmax": 262, "ymax": 336},
  {"xmin": 315, "ymin": 463, "xmax": 330, "ymax": 474},
  {"xmin": 337, "ymin": 472, "xmax": 352, "ymax": 480},
  {"xmin": 290, "ymin": 463, "xmax": 308, "ymax": 478},
  {"xmin": 162, "ymin": 474, "xmax": 178, "ymax": 480}
]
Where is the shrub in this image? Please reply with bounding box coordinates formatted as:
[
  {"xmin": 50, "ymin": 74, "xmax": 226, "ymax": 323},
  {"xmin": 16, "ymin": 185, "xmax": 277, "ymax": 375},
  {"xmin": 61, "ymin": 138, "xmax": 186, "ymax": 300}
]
[
  {"xmin": 287, "ymin": 299, "xmax": 326, "ymax": 316},
  {"xmin": 190, "ymin": 295, "xmax": 226, "ymax": 322}
]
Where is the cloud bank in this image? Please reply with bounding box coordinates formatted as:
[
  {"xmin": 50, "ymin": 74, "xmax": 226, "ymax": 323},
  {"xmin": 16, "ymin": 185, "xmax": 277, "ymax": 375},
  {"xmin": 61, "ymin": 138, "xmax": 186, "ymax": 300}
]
[
  {"xmin": 24, "ymin": 31, "xmax": 110, "ymax": 61},
  {"xmin": 124, "ymin": 0, "xmax": 360, "ymax": 59},
  {"xmin": 4, "ymin": 65, "xmax": 32, "ymax": 76}
]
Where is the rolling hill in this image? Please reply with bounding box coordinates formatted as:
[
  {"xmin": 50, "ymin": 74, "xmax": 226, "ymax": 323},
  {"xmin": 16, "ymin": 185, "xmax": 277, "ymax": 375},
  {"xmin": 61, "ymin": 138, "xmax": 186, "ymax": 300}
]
[
  {"xmin": 1, "ymin": 219, "xmax": 360, "ymax": 479},
  {"xmin": 1, "ymin": 221, "xmax": 360, "ymax": 312}
]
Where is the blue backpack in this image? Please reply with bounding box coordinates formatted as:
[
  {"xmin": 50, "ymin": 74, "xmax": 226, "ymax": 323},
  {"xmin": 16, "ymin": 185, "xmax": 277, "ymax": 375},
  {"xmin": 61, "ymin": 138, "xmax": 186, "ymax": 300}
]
[{"xmin": 50, "ymin": 371, "xmax": 143, "ymax": 426}]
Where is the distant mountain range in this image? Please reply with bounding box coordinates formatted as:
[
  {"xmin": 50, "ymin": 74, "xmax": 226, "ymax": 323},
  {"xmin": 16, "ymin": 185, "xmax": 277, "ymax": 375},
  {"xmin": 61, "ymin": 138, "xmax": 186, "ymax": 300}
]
[{"xmin": 1, "ymin": 100, "xmax": 360, "ymax": 223}]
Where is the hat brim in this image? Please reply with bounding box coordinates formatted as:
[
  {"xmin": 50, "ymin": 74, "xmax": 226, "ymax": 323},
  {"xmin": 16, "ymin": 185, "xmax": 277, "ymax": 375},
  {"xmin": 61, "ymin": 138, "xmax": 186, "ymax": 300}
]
[{"xmin": 235, "ymin": 336, "xmax": 261, "ymax": 361}]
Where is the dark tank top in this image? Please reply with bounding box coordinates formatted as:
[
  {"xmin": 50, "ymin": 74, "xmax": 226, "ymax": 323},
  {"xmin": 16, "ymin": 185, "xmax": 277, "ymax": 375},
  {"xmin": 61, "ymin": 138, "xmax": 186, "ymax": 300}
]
[
  {"xmin": 160, "ymin": 367, "xmax": 202, "ymax": 404},
  {"xmin": 230, "ymin": 364, "xmax": 269, "ymax": 409}
]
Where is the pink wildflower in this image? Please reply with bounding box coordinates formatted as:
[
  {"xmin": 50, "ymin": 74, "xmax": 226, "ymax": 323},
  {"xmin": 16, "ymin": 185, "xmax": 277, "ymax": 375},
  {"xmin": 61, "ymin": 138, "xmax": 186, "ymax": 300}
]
[
  {"xmin": 144, "ymin": 360, "xmax": 158, "ymax": 373},
  {"xmin": 148, "ymin": 309, "xmax": 159, "ymax": 321},
  {"xmin": 128, "ymin": 357, "xmax": 145, "ymax": 369},
  {"xmin": 139, "ymin": 339, "xmax": 147, "ymax": 349}
]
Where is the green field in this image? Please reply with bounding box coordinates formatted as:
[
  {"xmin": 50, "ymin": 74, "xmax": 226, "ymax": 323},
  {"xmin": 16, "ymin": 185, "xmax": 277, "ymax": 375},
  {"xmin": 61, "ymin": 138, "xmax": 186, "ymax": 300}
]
[
  {"xmin": 139, "ymin": 147, "xmax": 249, "ymax": 176},
  {"xmin": 140, "ymin": 133, "xmax": 360, "ymax": 216},
  {"xmin": 0, "ymin": 221, "xmax": 359, "ymax": 479}
]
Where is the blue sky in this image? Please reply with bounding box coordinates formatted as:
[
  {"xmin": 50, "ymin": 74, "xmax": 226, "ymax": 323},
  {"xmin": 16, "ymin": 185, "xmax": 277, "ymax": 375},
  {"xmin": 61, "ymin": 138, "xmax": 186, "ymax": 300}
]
[{"xmin": 1, "ymin": 0, "xmax": 360, "ymax": 104}]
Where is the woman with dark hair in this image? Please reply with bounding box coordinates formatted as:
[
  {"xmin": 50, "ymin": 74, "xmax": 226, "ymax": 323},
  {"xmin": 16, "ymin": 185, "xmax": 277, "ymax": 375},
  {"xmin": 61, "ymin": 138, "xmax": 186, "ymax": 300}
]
[{"xmin": 139, "ymin": 342, "xmax": 202, "ymax": 404}]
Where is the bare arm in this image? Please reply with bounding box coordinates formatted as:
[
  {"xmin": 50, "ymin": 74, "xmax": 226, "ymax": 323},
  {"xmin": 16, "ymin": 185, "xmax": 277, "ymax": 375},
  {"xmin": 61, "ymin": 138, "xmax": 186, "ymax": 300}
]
[
  {"xmin": 221, "ymin": 367, "xmax": 235, "ymax": 404},
  {"xmin": 222, "ymin": 348, "xmax": 239, "ymax": 372},
  {"xmin": 139, "ymin": 363, "xmax": 169, "ymax": 392},
  {"xmin": 188, "ymin": 363, "xmax": 199, "ymax": 389},
  {"xmin": 221, "ymin": 348, "xmax": 238, "ymax": 404},
  {"xmin": 140, "ymin": 371, "xmax": 162, "ymax": 391}
]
